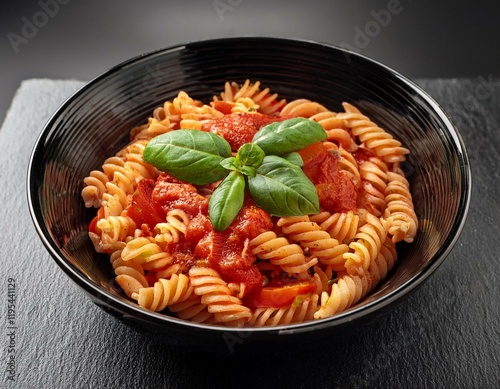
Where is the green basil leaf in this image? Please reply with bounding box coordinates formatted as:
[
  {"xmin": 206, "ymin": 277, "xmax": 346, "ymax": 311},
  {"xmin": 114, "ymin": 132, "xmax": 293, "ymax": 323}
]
[
  {"xmin": 209, "ymin": 171, "xmax": 245, "ymax": 231},
  {"xmin": 220, "ymin": 157, "xmax": 239, "ymax": 171},
  {"xmin": 236, "ymin": 143, "xmax": 265, "ymax": 168},
  {"xmin": 283, "ymin": 152, "xmax": 304, "ymax": 167},
  {"xmin": 143, "ymin": 130, "xmax": 232, "ymax": 185},
  {"xmin": 248, "ymin": 155, "xmax": 319, "ymax": 216},
  {"xmin": 252, "ymin": 117, "xmax": 327, "ymax": 155}
]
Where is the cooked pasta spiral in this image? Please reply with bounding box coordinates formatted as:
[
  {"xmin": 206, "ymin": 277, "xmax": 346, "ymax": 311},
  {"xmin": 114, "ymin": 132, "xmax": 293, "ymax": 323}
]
[
  {"xmin": 337, "ymin": 102, "xmax": 410, "ymax": 164},
  {"xmin": 310, "ymin": 211, "xmax": 360, "ymax": 244},
  {"xmin": 132, "ymin": 273, "xmax": 194, "ymax": 312},
  {"xmin": 385, "ymin": 167, "xmax": 418, "ymax": 243},
  {"xmin": 93, "ymin": 215, "xmax": 136, "ymax": 253},
  {"xmin": 310, "ymin": 110, "xmax": 358, "ymax": 151},
  {"xmin": 249, "ymin": 231, "xmax": 317, "ymax": 274},
  {"xmin": 215, "ymin": 79, "xmax": 286, "ymax": 114},
  {"xmin": 249, "ymin": 294, "xmax": 319, "ymax": 327},
  {"xmin": 121, "ymin": 237, "xmax": 172, "ymax": 265},
  {"xmin": 359, "ymin": 159, "xmax": 389, "ymax": 217},
  {"xmin": 343, "ymin": 214, "xmax": 392, "ymax": 275},
  {"xmin": 188, "ymin": 266, "xmax": 252, "ymax": 326},
  {"xmin": 168, "ymin": 295, "xmax": 215, "ymax": 324},
  {"xmin": 280, "ymin": 98, "xmax": 329, "ymax": 118},
  {"xmin": 277, "ymin": 216, "xmax": 348, "ymax": 270},
  {"xmin": 314, "ymin": 273, "xmax": 373, "ymax": 319},
  {"xmin": 154, "ymin": 209, "xmax": 190, "ymax": 244},
  {"xmin": 82, "ymin": 140, "xmax": 158, "ymax": 212}
]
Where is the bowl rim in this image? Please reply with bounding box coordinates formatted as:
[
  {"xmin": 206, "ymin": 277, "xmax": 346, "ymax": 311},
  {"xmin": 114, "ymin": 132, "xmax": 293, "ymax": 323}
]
[{"xmin": 27, "ymin": 36, "xmax": 472, "ymax": 335}]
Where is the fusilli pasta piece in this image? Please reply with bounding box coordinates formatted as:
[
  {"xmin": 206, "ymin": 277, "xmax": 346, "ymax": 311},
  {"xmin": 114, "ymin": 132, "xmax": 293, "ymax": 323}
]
[
  {"xmin": 280, "ymin": 98, "xmax": 329, "ymax": 117},
  {"xmin": 343, "ymin": 214, "xmax": 392, "ymax": 275},
  {"xmin": 249, "ymin": 231, "xmax": 317, "ymax": 274},
  {"xmin": 338, "ymin": 102, "xmax": 410, "ymax": 164},
  {"xmin": 314, "ymin": 273, "xmax": 372, "ymax": 319},
  {"xmin": 132, "ymin": 274, "xmax": 194, "ymax": 312},
  {"xmin": 93, "ymin": 215, "xmax": 136, "ymax": 253},
  {"xmin": 188, "ymin": 266, "xmax": 252, "ymax": 326},
  {"xmin": 121, "ymin": 237, "xmax": 172, "ymax": 265},
  {"xmin": 310, "ymin": 211, "xmax": 360, "ymax": 245},
  {"xmin": 249, "ymin": 294, "xmax": 319, "ymax": 327},
  {"xmin": 360, "ymin": 159, "xmax": 389, "ymax": 217},
  {"xmin": 277, "ymin": 216, "xmax": 348, "ymax": 270},
  {"xmin": 215, "ymin": 79, "xmax": 286, "ymax": 114},
  {"xmin": 385, "ymin": 167, "xmax": 418, "ymax": 243}
]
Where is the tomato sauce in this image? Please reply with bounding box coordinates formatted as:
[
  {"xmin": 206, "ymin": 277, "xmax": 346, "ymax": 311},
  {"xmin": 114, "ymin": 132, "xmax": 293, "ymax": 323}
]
[
  {"xmin": 353, "ymin": 146, "xmax": 375, "ymax": 165},
  {"xmin": 201, "ymin": 112, "xmax": 288, "ymax": 151},
  {"xmin": 135, "ymin": 174, "xmax": 273, "ymax": 296},
  {"xmin": 303, "ymin": 150, "xmax": 359, "ymax": 213},
  {"xmin": 208, "ymin": 198, "xmax": 273, "ymax": 295}
]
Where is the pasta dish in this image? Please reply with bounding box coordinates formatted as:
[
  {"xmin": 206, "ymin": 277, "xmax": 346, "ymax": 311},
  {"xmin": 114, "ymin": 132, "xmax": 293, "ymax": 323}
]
[{"xmin": 81, "ymin": 80, "xmax": 417, "ymax": 327}]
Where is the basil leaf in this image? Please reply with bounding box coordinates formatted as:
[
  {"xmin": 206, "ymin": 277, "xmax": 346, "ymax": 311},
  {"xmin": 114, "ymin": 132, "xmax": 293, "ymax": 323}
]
[
  {"xmin": 220, "ymin": 157, "xmax": 239, "ymax": 171},
  {"xmin": 209, "ymin": 171, "xmax": 245, "ymax": 231},
  {"xmin": 283, "ymin": 152, "xmax": 304, "ymax": 167},
  {"xmin": 252, "ymin": 117, "xmax": 327, "ymax": 155},
  {"xmin": 248, "ymin": 155, "xmax": 319, "ymax": 216},
  {"xmin": 236, "ymin": 143, "xmax": 265, "ymax": 168},
  {"xmin": 143, "ymin": 130, "xmax": 232, "ymax": 185}
]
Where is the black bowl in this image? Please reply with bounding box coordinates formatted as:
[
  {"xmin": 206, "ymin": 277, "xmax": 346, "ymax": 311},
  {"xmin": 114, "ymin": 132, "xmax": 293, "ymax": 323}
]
[{"xmin": 27, "ymin": 37, "xmax": 471, "ymax": 355}]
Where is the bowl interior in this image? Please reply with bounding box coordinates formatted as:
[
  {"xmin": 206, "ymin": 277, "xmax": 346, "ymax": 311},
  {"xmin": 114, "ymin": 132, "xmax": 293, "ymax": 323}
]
[{"xmin": 28, "ymin": 37, "xmax": 470, "ymax": 337}]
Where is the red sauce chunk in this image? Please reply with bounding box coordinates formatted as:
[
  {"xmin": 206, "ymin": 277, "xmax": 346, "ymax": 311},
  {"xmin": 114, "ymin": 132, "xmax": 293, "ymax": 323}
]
[
  {"xmin": 208, "ymin": 198, "xmax": 273, "ymax": 296},
  {"xmin": 201, "ymin": 112, "xmax": 287, "ymax": 151},
  {"xmin": 127, "ymin": 178, "xmax": 165, "ymax": 229},
  {"xmin": 150, "ymin": 174, "xmax": 272, "ymax": 295},
  {"xmin": 353, "ymin": 146, "xmax": 374, "ymax": 165},
  {"xmin": 303, "ymin": 150, "xmax": 358, "ymax": 213},
  {"xmin": 152, "ymin": 173, "xmax": 208, "ymax": 217}
]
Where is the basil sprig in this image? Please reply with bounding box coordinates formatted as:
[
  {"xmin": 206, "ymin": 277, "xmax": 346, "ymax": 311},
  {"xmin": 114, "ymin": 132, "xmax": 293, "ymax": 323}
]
[
  {"xmin": 143, "ymin": 130, "xmax": 231, "ymax": 185},
  {"xmin": 248, "ymin": 155, "xmax": 319, "ymax": 217},
  {"xmin": 143, "ymin": 117, "xmax": 327, "ymax": 231},
  {"xmin": 253, "ymin": 117, "xmax": 327, "ymax": 155}
]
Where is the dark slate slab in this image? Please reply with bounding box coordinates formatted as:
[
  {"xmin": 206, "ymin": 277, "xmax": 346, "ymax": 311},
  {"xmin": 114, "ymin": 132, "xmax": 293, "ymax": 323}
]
[{"xmin": 1, "ymin": 78, "xmax": 499, "ymax": 388}]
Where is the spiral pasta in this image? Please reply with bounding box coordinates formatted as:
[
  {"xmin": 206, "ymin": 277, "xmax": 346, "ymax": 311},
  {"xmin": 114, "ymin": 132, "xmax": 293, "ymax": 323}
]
[
  {"xmin": 83, "ymin": 80, "xmax": 417, "ymax": 326},
  {"xmin": 343, "ymin": 213, "xmax": 392, "ymax": 276},
  {"xmin": 337, "ymin": 102, "xmax": 410, "ymax": 164},
  {"xmin": 249, "ymin": 231, "xmax": 317, "ymax": 274},
  {"xmin": 277, "ymin": 216, "xmax": 348, "ymax": 271},
  {"xmin": 214, "ymin": 79, "xmax": 287, "ymax": 114},
  {"xmin": 188, "ymin": 266, "xmax": 252, "ymax": 327},
  {"xmin": 249, "ymin": 294, "xmax": 319, "ymax": 327},
  {"xmin": 385, "ymin": 167, "xmax": 418, "ymax": 243},
  {"xmin": 132, "ymin": 273, "xmax": 194, "ymax": 312}
]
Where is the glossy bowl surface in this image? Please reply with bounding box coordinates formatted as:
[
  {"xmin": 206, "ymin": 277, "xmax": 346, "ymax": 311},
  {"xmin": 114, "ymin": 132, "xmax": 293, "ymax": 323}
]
[{"xmin": 27, "ymin": 37, "xmax": 471, "ymax": 354}]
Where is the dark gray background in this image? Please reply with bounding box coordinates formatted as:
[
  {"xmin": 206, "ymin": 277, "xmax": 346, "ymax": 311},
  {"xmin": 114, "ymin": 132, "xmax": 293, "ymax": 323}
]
[{"xmin": 1, "ymin": 0, "xmax": 500, "ymax": 126}]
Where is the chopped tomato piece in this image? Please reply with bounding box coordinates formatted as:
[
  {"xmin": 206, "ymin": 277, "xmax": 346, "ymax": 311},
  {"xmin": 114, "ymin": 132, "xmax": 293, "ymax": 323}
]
[
  {"xmin": 211, "ymin": 101, "xmax": 233, "ymax": 115},
  {"xmin": 152, "ymin": 174, "xmax": 208, "ymax": 217},
  {"xmin": 88, "ymin": 207, "xmax": 104, "ymax": 233},
  {"xmin": 201, "ymin": 112, "xmax": 287, "ymax": 151},
  {"xmin": 303, "ymin": 150, "xmax": 358, "ymax": 213},
  {"xmin": 303, "ymin": 149, "xmax": 340, "ymax": 184},
  {"xmin": 298, "ymin": 141, "xmax": 325, "ymax": 164},
  {"xmin": 353, "ymin": 146, "xmax": 374, "ymax": 165},
  {"xmin": 208, "ymin": 201, "xmax": 273, "ymax": 296},
  {"xmin": 244, "ymin": 282, "xmax": 317, "ymax": 309},
  {"xmin": 127, "ymin": 179, "xmax": 164, "ymax": 229}
]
